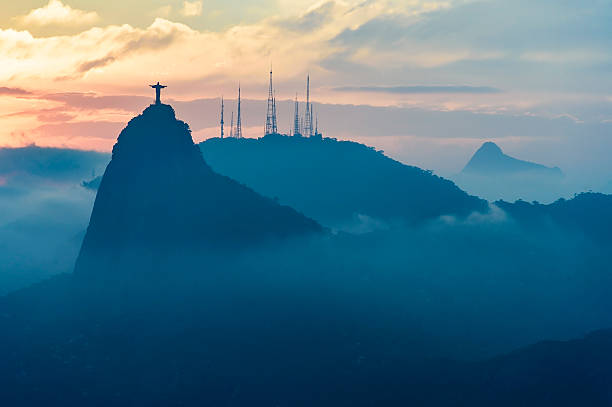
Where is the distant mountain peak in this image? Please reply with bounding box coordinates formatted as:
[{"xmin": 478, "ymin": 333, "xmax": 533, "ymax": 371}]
[
  {"xmin": 463, "ymin": 141, "xmax": 562, "ymax": 176},
  {"xmin": 477, "ymin": 141, "xmax": 504, "ymax": 156}
]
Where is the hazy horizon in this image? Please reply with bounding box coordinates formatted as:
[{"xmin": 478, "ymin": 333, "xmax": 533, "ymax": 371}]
[{"xmin": 5, "ymin": 94, "xmax": 610, "ymax": 199}]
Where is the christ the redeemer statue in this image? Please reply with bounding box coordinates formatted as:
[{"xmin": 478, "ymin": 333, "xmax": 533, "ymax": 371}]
[{"xmin": 150, "ymin": 82, "xmax": 167, "ymax": 105}]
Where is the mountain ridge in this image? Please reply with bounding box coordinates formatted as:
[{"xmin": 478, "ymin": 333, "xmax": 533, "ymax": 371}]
[
  {"xmin": 200, "ymin": 134, "xmax": 488, "ymax": 228},
  {"xmin": 496, "ymin": 192, "xmax": 612, "ymax": 243}
]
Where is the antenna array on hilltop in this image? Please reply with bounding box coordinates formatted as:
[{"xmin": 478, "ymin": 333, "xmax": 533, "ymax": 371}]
[{"xmin": 220, "ymin": 70, "xmax": 321, "ymax": 139}]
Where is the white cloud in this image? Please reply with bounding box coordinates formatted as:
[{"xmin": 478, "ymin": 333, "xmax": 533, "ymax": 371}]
[
  {"xmin": 181, "ymin": 1, "xmax": 203, "ymax": 17},
  {"xmin": 0, "ymin": 18, "xmax": 195, "ymax": 83},
  {"xmin": 16, "ymin": 0, "xmax": 99, "ymax": 27}
]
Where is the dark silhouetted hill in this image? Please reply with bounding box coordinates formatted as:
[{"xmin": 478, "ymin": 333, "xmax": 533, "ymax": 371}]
[
  {"xmin": 408, "ymin": 329, "xmax": 612, "ymax": 406},
  {"xmin": 454, "ymin": 329, "xmax": 612, "ymax": 406},
  {"xmin": 74, "ymin": 104, "xmax": 321, "ymax": 276},
  {"xmin": 463, "ymin": 141, "xmax": 563, "ymax": 176},
  {"xmin": 1, "ymin": 270, "xmax": 610, "ymax": 406},
  {"xmin": 200, "ymin": 134, "xmax": 486, "ymax": 228},
  {"xmin": 497, "ymin": 192, "xmax": 612, "ymax": 243}
]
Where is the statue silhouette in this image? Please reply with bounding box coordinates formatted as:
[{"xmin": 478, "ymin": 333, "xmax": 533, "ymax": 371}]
[{"xmin": 150, "ymin": 82, "xmax": 167, "ymax": 105}]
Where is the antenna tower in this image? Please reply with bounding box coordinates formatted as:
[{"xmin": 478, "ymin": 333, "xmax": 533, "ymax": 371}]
[
  {"xmin": 220, "ymin": 97, "xmax": 224, "ymax": 138},
  {"xmin": 265, "ymin": 67, "xmax": 277, "ymax": 135},
  {"xmin": 303, "ymin": 75, "xmax": 313, "ymax": 137},
  {"xmin": 293, "ymin": 94, "xmax": 301, "ymax": 136},
  {"xmin": 236, "ymin": 84, "xmax": 243, "ymax": 138}
]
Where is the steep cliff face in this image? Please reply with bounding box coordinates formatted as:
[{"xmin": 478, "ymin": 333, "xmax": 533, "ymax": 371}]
[{"xmin": 74, "ymin": 104, "xmax": 321, "ymax": 276}]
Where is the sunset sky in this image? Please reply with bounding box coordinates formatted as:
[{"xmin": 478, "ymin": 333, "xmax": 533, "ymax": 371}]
[{"xmin": 1, "ymin": 0, "xmax": 611, "ymax": 177}]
